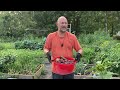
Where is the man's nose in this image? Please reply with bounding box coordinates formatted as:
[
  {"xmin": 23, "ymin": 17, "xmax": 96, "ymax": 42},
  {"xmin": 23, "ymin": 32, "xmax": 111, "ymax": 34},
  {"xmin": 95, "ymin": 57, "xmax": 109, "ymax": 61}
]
[{"xmin": 62, "ymin": 23, "xmax": 67, "ymax": 26}]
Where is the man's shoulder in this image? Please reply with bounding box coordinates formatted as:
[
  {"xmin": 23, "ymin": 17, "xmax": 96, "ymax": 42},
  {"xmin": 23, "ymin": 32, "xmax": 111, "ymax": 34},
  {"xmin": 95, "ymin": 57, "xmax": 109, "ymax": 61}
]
[
  {"xmin": 66, "ymin": 31, "xmax": 76, "ymax": 38},
  {"xmin": 47, "ymin": 31, "xmax": 57, "ymax": 38}
]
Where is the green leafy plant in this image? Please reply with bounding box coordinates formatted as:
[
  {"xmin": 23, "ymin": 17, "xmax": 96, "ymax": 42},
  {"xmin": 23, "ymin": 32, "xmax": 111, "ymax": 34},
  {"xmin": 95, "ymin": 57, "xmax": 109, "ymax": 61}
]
[
  {"xmin": 14, "ymin": 38, "xmax": 46, "ymax": 50},
  {"xmin": 0, "ymin": 49, "xmax": 45, "ymax": 75},
  {"xmin": 82, "ymin": 47, "xmax": 95, "ymax": 64},
  {"xmin": 0, "ymin": 54, "xmax": 16, "ymax": 73}
]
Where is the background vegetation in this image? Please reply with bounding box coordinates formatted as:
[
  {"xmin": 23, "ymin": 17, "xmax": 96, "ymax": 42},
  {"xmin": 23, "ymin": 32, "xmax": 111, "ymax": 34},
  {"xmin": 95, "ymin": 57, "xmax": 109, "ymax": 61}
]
[{"xmin": 0, "ymin": 11, "xmax": 120, "ymax": 79}]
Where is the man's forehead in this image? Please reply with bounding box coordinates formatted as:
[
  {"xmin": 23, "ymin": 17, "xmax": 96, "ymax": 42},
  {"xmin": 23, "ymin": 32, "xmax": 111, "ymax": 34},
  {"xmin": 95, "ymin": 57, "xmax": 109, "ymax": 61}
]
[{"xmin": 57, "ymin": 16, "xmax": 68, "ymax": 22}]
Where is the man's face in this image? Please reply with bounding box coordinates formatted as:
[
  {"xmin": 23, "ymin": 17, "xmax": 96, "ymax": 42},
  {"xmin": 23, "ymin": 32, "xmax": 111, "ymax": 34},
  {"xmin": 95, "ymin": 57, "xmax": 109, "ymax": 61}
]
[{"xmin": 57, "ymin": 18, "xmax": 68, "ymax": 33}]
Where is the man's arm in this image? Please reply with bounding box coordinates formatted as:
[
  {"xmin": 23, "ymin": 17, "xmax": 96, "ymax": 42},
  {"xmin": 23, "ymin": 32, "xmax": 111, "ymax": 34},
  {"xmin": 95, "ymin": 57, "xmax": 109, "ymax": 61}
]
[
  {"xmin": 44, "ymin": 48, "xmax": 52, "ymax": 63},
  {"xmin": 43, "ymin": 48, "xmax": 49, "ymax": 54},
  {"xmin": 77, "ymin": 48, "xmax": 83, "ymax": 55},
  {"xmin": 43, "ymin": 34, "xmax": 52, "ymax": 63},
  {"xmin": 73, "ymin": 35, "xmax": 83, "ymax": 62},
  {"xmin": 75, "ymin": 48, "xmax": 83, "ymax": 62}
]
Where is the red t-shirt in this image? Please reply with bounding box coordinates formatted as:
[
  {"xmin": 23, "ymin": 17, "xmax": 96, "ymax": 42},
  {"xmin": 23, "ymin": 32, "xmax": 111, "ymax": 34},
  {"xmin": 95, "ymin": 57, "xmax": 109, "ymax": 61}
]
[{"xmin": 44, "ymin": 31, "xmax": 82, "ymax": 60}]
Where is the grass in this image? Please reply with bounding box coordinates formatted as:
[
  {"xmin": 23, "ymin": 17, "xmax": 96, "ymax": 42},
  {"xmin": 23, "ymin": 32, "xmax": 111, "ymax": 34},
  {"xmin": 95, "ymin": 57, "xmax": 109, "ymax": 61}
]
[
  {"xmin": 0, "ymin": 48, "xmax": 46, "ymax": 74},
  {"xmin": 0, "ymin": 49, "xmax": 44, "ymax": 58},
  {"xmin": 0, "ymin": 42, "xmax": 15, "ymax": 50}
]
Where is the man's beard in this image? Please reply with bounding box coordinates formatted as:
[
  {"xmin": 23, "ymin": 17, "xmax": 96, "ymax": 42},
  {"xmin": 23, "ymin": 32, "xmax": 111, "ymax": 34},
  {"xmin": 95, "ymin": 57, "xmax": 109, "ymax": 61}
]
[{"xmin": 60, "ymin": 28, "xmax": 67, "ymax": 33}]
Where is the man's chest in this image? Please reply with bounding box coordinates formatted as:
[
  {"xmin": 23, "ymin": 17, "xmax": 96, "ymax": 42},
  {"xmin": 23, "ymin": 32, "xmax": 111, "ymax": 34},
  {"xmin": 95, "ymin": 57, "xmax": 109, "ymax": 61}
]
[{"xmin": 51, "ymin": 37, "xmax": 73, "ymax": 49}]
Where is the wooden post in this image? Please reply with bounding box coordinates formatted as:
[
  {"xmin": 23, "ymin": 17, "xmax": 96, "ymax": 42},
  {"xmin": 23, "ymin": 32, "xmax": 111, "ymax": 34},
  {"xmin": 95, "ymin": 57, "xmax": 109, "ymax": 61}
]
[{"xmin": 68, "ymin": 24, "xmax": 71, "ymax": 33}]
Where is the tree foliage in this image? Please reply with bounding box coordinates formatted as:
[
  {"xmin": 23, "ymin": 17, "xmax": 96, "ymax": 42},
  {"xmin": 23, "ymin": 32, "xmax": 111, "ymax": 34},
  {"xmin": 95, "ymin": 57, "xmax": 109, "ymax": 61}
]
[{"xmin": 0, "ymin": 11, "xmax": 120, "ymax": 39}]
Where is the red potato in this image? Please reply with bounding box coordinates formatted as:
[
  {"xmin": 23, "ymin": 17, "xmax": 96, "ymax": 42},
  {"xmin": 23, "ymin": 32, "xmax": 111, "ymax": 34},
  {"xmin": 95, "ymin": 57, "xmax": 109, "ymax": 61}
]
[{"xmin": 55, "ymin": 56, "xmax": 74, "ymax": 64}]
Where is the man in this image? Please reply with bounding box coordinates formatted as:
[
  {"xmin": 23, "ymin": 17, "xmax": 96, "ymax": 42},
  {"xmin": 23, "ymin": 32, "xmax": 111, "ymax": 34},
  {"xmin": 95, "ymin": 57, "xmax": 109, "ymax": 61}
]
[{"xmin": 44, "ymin": 16, "xmax": 83, "ymax": 79}]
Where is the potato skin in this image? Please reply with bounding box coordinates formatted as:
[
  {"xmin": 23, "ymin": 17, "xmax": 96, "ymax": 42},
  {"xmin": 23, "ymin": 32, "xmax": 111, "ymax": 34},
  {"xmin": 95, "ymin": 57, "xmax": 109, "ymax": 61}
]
[{"xmin": 55, "ymin": 56, "xmax": 74, "ymax": 64}]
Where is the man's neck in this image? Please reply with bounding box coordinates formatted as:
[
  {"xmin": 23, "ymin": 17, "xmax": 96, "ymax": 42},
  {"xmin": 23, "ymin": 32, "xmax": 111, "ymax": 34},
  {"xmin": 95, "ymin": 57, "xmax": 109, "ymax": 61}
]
[{"xmin": 57, "ymin": 31, "xmax": 66, "ymax": 37}]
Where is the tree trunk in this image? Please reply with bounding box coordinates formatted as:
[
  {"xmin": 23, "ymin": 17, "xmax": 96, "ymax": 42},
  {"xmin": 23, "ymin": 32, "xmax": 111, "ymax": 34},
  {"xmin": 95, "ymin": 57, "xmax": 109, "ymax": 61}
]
[
  {"xmin": 105, "ymin": 11, "xmax": 108, "ymax": 33},
  {"xmin": 110, "ymin": 23, "xmax": 114, "ymax": 37}
]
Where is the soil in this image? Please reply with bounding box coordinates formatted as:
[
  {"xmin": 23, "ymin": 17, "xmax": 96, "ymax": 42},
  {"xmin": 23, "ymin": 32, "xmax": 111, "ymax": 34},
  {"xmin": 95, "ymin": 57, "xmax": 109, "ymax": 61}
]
[{"xmin": 39, "ymin": 60, "xmax": 52, "ymax": 79}]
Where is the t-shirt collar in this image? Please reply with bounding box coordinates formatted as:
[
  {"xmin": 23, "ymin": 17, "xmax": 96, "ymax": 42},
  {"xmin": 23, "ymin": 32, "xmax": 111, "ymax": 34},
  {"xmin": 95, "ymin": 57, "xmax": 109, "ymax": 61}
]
[{"xmin": 56, "ymin": 31, "xmax": 67, "ymax": 38}]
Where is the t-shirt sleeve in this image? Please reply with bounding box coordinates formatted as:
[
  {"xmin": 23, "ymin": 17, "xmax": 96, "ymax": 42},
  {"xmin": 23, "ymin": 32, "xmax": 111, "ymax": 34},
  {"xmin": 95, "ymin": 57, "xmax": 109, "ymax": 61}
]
[
  {"xmin": 44, "ymin": 34, "xmax": 52, "ymax": 51},
  {"xmin": 73, "ymin": 35, "xmax": 82, "ymax": 52}
]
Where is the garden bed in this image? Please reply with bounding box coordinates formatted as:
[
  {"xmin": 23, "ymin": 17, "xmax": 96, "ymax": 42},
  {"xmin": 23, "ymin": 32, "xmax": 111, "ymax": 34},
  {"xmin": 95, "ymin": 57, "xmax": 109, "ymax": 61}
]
[
  {"xmin": 1, "ymin": 64, "xmax": 44, "ymax": 79},
  {"xmin": 74, "ymin": 75, "xmax": 93, "ymax": 79},
  {"xmin": 74, "ymin": 75, "xmax": 120, "ymax": 79}
]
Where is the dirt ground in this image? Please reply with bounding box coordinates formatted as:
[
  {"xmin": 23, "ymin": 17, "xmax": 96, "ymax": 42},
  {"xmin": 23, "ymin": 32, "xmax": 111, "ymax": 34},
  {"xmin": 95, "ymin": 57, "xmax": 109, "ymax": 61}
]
[{"xmin": 39, "ymin": 60, "xmax": 52, "ymax": 79}]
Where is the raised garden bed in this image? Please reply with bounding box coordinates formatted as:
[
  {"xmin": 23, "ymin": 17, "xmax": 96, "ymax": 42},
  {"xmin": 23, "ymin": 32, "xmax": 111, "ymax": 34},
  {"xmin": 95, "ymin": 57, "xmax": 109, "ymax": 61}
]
[
  {"xmin": 74, "ymin": 75, "xmax": 93, "ymax": 79},
  {"xmin": 74, "ymin": 75, "xmax": 120, "ymax": 79},
  {"xmin": 0, "ymin": 64, "xmax": 44, "ymax": 79},
  {"xmin": 113, "ymin": 35, "xmax": 120, "ymax": 40}
]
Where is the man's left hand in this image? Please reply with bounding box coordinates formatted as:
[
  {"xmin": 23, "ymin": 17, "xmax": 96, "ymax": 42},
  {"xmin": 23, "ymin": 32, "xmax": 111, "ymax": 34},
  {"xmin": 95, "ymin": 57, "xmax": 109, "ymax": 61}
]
[{"xmin": 75, "ymin": 53, "xmax": 82, "ymax": 62}]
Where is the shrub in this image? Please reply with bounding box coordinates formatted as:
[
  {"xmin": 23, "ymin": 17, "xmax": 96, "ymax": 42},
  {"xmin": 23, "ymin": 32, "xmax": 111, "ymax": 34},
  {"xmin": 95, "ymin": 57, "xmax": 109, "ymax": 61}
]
[
  {"xmin": 77, "ymin": 31, "xmax": 120, "ymax": 76},
  {"xmin": 14, "ymin": 39, "xmax": 45, "ymax": 50},
  {"xmin": 0, "ymin": 49, "xmax": 45, "ymax": 74},
  {"xmin": 82, "ymin": 47, "xmax": 95, "ymax": 64}
]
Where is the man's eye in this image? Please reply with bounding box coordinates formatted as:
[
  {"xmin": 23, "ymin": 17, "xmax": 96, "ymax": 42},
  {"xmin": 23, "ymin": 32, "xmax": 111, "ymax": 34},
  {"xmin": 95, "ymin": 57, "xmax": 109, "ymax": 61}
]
[{"xmin": 61, "ymin": 22, "xmax": 67, "ymax": 24}]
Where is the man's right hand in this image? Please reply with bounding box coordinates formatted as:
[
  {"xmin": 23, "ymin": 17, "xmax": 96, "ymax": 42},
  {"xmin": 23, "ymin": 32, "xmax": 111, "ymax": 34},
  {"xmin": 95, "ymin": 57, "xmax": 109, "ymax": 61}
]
[{"xmin": 46, "ymin": 52, "xmax": 51, "ymax": 63}]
